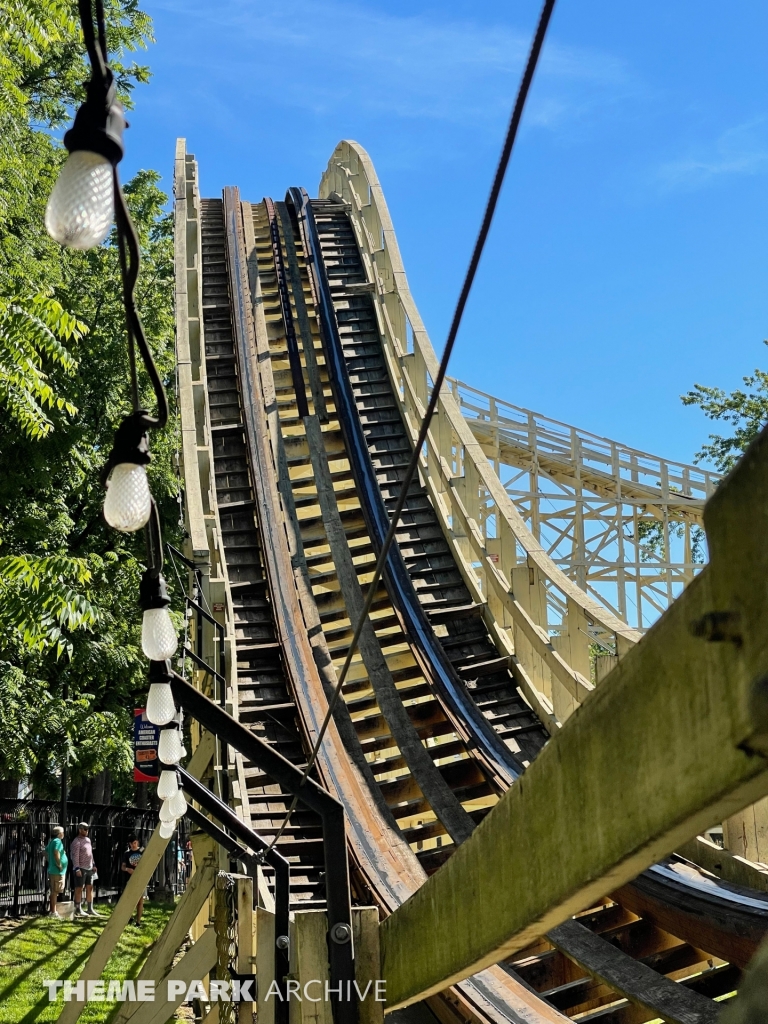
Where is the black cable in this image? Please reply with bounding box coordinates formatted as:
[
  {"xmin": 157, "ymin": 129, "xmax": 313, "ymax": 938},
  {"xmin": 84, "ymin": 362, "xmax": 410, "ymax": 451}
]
[
  {"xmin": 267, "ymin": 0, "xmax": 558, "ymax": 852},
  {"xmin": 113, "ymin": 173, "xmax": 170, "ymax": 429},
  {"xmin": 77, "ymin": 0, "xmax": 107, "ymax": 85}
]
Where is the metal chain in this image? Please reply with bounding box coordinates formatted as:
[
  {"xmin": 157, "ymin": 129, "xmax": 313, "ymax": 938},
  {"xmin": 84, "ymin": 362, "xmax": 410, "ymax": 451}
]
[{"xmin": 215, "ymin": 873, "xmax": 238, "ymax": 1024}]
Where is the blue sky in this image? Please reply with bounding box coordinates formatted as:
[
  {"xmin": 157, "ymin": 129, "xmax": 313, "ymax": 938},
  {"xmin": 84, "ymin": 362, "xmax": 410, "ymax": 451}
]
[{"xmin": 116, "ymin": 0, "xmax": 768, "ymax": 468}]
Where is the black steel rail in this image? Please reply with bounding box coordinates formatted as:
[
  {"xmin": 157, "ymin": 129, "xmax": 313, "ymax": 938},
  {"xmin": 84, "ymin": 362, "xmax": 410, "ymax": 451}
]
[{"xmin": 287, "ymin": 186, "xmax": 534, "ymax": 791}]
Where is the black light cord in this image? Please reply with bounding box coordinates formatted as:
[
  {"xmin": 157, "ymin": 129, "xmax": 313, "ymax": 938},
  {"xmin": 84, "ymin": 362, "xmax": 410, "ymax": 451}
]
[
  {"xmin": 113, "ymin": 178, "xmax": 169, "ymax": 429},
  {"xmin": 78, "ymin": 0, "xmax": 108, "ymax": 86},
  {"xmin": 266, "ymin": 0, "xmax": 558, "ymax": 852}
]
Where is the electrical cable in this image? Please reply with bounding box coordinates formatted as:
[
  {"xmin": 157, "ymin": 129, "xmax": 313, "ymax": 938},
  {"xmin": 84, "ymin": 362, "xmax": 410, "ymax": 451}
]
[{"xmin": 266, "ymin": 0, "xmax": 558, "ymax": 852}]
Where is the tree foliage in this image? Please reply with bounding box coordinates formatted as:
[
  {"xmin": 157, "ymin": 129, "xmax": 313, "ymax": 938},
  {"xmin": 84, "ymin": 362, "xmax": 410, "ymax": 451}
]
[
  {"xmin": 0, "ymin": 1, "xmax": 178, "ymax": 801},
  {"xmin": 682, "ymin": 345, "xmax": 768, "ymax": 473}
]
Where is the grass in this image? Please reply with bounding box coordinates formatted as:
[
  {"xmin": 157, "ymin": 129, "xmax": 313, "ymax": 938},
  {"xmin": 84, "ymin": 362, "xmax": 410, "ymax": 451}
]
[{"xmin": 0, "ymin": 901, "xmax": 175, "ymax": 1023}]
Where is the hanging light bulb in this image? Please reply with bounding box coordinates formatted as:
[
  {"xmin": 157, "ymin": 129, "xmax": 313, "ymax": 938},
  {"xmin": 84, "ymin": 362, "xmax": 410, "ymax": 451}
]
[
  {"xmin": 140, "ymin": 570, "xmax": 178, "ymax": 661},
  {"xmin": 146, "ymin": 682, "xmax": 175, "ymax": 726},
  {"xmin": 46, "ymin": 66, "xmax": 125, "ymax": 250},
  {"xmin": 159, "ymin": 725, "xmax": 183, "ymax": 765},
  {"xmin": 104, "ymin": 463, "xmax": 152, "ymax": 532},
  {"xmin": 159, "ymin": 798, "xmax": 177, "ymax": 823},
  {"xmin": 169, "ymin": 789, "xmax": 187, "ymax": 818},
  {"xmin": 46, "ymin": 151, "xmax": 114, "ymax": 249},
  {"xmin": 102, "ymin": 412, "xmax": 152, "ymax": 533},
  {"xmin": 157, "ymin": 770, "xmax": 179, "ymax": 800},
  {"xmin": 159, "ymin": 820, "xmax": 176, "ymax": 839}
]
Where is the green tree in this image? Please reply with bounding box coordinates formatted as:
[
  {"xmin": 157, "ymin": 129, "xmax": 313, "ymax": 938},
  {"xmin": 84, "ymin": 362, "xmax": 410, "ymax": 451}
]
[
  {"xmin": 0, "ymin": 2, "xmax": 178, "ymax": 802},
  {"xmin": 682, "ymin": 342, "xmax": 768, "ymax": 473}
]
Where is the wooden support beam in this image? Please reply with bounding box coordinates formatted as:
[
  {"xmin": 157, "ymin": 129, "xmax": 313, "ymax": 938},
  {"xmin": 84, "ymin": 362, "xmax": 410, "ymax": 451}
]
[
  {"xmin": 112, "ymin": 860, "xmax": 217, "ymax": 1024},
  {"xmin": 121, "ymin": 925, "xmax": 217, "ymax": 1024},
  {"xmin": 56, "ymin": 732, "xmax": 215, "ymax": 1024},
  {"xmin": 547, "ymin": 919, "xmax": 718, "ymax": 1024},
  {"xmin": 378, "ymin": 426, "xmax": 768, "ymax": 1009}
]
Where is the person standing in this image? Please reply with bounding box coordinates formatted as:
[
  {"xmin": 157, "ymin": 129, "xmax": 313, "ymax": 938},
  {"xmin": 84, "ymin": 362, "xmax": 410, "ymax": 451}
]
[
  {"xmin": 45, "ymin": 826, "xmax": 67, "ymax": 917},
  {"xmin": 120, "ymin": 834, "xmax": 146, "ymax": 925},
  {"xmin": 70, "ymin": 822, "xmax": 100, "ymax": 917}
]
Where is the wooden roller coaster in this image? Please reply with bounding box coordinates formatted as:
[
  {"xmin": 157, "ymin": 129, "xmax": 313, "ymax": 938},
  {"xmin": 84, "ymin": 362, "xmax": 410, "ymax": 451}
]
[{"xmin": 55, "ymin": 138, "xmax": 768, "ymax": 1024}]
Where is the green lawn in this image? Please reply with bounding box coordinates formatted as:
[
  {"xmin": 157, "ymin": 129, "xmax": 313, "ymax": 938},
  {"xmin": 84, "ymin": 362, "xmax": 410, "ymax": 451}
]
[{"xmin": 0, "ymin": 902, "xmax": 175, "ymax": 1023}]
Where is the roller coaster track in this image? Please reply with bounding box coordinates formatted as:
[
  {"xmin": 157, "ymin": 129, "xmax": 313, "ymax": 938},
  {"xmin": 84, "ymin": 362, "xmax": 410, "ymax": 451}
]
[{"xmin": 174, "ymin": 139, "xmax": 768, "ymax": 1024}]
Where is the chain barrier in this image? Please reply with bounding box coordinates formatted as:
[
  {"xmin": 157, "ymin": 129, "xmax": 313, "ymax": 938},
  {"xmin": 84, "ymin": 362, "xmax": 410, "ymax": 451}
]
[{"xmin": 215, "ymin": 872, "xmax": 239, "ymax": 1024}]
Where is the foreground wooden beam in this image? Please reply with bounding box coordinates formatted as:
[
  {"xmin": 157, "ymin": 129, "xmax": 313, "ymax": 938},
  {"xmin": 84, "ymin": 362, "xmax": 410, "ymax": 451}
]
[{"xmin": 380, "ymin": 427, "xmax": 768, "ymax": 1010}]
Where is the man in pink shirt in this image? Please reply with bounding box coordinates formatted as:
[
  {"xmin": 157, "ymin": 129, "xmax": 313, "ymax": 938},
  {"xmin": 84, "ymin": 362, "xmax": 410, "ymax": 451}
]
[{"xmin": 70, "ymin": 822, "xmax": 100, "ymax": 917}]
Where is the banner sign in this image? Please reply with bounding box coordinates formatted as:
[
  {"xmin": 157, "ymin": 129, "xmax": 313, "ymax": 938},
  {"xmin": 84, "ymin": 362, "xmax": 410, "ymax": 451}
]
[{"xmin": 134, "ymin": 709, "xmax": 160, "ymax": 783}]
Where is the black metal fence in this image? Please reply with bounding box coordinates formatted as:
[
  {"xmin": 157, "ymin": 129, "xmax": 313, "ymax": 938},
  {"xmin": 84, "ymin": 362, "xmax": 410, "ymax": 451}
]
[{"xmin": 0, "ymin": 801, "xmax": 190, "ymax": 916}]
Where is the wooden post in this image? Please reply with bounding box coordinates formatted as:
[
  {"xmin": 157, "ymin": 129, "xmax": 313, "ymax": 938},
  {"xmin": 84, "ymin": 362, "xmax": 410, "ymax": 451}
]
[
  {"xmin": 256, "ymin": 907, "xmax": 276, "ymax": 1024},
  {"xmin": 353, "ymin": 908, "xmax": 384, "ymax": 1024},
  {"xmin": 290, "ymin": 910, "xmax": 333, "ymax": 1024}
]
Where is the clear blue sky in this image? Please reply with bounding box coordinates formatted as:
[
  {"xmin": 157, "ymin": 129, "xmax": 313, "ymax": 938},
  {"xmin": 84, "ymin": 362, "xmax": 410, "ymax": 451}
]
[{"xmin": 116, "ymin": 0, "xmax": 768, "ymax": 468}]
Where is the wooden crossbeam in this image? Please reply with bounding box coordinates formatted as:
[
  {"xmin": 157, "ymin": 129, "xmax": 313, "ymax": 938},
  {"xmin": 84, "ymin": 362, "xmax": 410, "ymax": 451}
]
[
  {"xmin": 547, "ymin": 919, "xmax": 718, "ymax": 1024},
  {"xmin": 123, "ymin": 925, "xmax": 217, "ymax": 1024},
  {"xmin": 379, "ymin": 426, "xmax": 768, "ymax": 1010},
  {"xmin": 112, "ymin": 861, "xmax": 217, "ymax": 1024}
]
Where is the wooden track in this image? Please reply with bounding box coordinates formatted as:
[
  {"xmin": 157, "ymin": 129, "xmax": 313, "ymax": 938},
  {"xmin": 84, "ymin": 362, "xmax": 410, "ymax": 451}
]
[{"xmin": 176, "ymin": 141, "xmax": 768, "ymax": 1024}]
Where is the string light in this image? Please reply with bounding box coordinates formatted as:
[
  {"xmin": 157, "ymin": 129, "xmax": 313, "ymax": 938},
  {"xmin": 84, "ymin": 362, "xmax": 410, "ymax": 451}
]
[
  {"xmin": 102, "ymin": 413, "xmax": 152, "ymax": 533},
  {"xmin": 159, "ymin": 798, "xmax": 177, "ymax": 823},
  {"xmin": 45, "ymin": 43, "xmax": 125, "ymax": 250},
  {"xmin": 146, "ymin": 661, "xmax": 177, "ymax": 727},
  {"xmin": 169, "ymin": 789, "xmax": 187, "ymax": 818},
  {"xmin": 159, "ymin": 719, "xmax": 183, "ymax": 765},
  {"xmin": 159, "ymin": 821, "xmax": 176, "ymax": 839},
  {"xmin": 140, "ymin": 570, "xmax": 178, "ymax": 661},
  {"xmin": 157, "ymin": 770, "xmax": 179, "ymax": 800}
]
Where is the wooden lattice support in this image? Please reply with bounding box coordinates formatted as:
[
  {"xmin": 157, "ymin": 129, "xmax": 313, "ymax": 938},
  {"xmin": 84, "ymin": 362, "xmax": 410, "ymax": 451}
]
[{"xmin": 55, "ymin": 732, "xmax": 215, "ymax": 1024}]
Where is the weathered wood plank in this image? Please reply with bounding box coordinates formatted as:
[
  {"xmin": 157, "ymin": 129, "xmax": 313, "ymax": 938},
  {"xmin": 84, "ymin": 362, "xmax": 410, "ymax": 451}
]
[
  {"xmin": 113, "ymin": 860, "xmax": 217, "ymax": 1024},
  {"xmin": 378, "ymin": 425, "xmax": 768, "ymax": 1009},
  {"xmin": 547, "ymin": 919, "xmax": 718, "ymax": 1024},
  {"xmin": 122, "ymin": 926, "xmax": 217, "ymax": 1024}
]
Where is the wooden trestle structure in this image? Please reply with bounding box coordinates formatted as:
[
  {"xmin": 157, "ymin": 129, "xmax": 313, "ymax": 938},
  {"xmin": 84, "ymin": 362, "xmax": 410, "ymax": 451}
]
[{"xmin": 57, "ymin": 140, "xmax": 768, "ymax": 1024}]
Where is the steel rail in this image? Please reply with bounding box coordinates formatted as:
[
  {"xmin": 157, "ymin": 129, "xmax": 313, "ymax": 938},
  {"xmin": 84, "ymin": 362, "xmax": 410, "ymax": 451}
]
[{"xmin": 289, "ymin": 185, "xmax": 522, "ymax": 790}]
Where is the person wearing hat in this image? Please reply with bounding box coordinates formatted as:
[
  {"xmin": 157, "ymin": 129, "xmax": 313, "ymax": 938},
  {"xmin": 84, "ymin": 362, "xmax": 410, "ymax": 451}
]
[{"xmin": 70, "ymin": 822, "xmax": 100, "ymax": 917}]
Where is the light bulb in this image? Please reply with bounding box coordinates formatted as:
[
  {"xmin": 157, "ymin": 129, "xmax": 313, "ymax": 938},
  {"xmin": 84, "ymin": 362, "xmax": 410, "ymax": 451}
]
[
  {"xmin": 157, "ymin": 770, "xmax": 178, "ymax": 800},
  {"xmin": 159, "ymin": 798, "xmax": 177, "ymax": 823},
  {"xmin": 159, "ymin": 820, "xmax": 176, "ymax": 839},
  {"xmin": 169, "ymin": 790, "xmax": 187, "ymax": 817},
  {"xmin": 45, "ymin": 150, "xmax": 114, "ymax": 249},
  {"xmin": 159, "ymin": 728, "xmax": 183, "ymax": 765},
  {"xmin": 146, "ymin": 683, "xmax": 176, "ymax": 726},
  {"xmin": 104, "ymin": 463, "xmax": 152, "ymax": 532},
  {"xmin": 142, "ymin": 607, "xmax": 178, "ymax": 661}
]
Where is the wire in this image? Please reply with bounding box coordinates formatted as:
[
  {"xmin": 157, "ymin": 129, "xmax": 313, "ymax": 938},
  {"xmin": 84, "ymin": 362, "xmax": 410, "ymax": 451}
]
[
  {"xmin": 266, "ymin": 0, "xmax": 558, "ymax": 852},
  {"xmin": 113, "ymin": 177, "xmax": 170, "ymax": 429}
]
